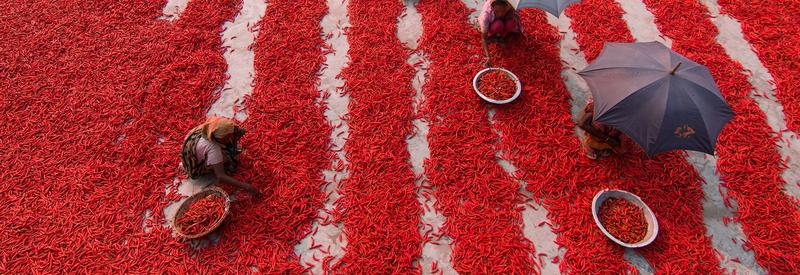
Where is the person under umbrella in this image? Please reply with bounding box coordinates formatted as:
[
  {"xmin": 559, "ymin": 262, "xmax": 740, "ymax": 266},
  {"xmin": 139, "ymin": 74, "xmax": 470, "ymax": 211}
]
[
  {"xmin": 578, "ymin": 100, "xmax": 624, "ymax": 159},
  {"xmin": 480, "ymin": 0, "xmax": 522, "ymax": 66},
  {"xmin": 578, "ymin": 42, "xmax": 734, "ymax": 157}
]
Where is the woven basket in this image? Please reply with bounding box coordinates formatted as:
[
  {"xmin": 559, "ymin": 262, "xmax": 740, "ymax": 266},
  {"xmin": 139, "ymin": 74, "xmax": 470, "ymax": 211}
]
[{"xmin": 172, "ymin": 187, "xmax": 231, "ymax": 239}]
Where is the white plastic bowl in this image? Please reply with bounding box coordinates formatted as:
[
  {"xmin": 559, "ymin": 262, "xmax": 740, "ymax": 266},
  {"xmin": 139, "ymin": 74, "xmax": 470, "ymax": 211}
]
[
  {"xmin": 592, "ymin": 189, "xmax": 659, "ymax": 248},
  {"xmin": 472, "ymin": 67, "xmax": 522, "ymax": 104}
]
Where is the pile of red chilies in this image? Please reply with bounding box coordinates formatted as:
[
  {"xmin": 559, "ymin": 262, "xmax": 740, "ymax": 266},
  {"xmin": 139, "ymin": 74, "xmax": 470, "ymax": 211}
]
[
  {"xmin": 598, "ymin": 198, "xmax": 647, "ymax": 244},
  {"xmin": 238, "ymin": 0, "xmax": 332, "ymax": 272},
  {"xmin": 417, "ymin": 0, "xmax": 537, "ymax": 273},
  {"xmin": 177, "ymin": 195, "xmax": 225, "ymax": 236},
  {"xmin": 331, "ymin": 0, "xmax": 423, "ymax": 273},
  {"xmin": 566, "ymin": 0, "xmax": 634, "ymax": 61},
  {"xmin": 478, "ymin": 71, "xmax": 516, "ymax": 100}
]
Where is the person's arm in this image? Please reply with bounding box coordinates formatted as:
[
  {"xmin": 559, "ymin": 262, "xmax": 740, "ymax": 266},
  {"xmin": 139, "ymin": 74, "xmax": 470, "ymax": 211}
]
[
  {"xmin": 478, "ymin": 5, "xmax": 492, "ymax": 66},
  {"xmin": 211, "ymin": 163, "xmax": 260, "ymax": 196},
  {"xmin": 608, "ymin": 129, "xmax": 623, "ymax": 150},
  {"xmin": 481, "ymin": 31, "xmax": 491, "ymax": 66},
  {"xmin": 605, "ymin": 134, "xmax": 621, "ymax": 147},
  {"xmin": 577, "ymin": 112, "xmax": 621, "ymax": 146},
  {"xmin": 577, "ymin": 111, "xmax": 597, "ymax": 134},
  {"xmin": 585, "ymin": 126, "xmax": 620, "ymax": 147},
  {"xmin": 612, "ymin": 138, "xmax": 626, "ymax": 154},
  {"xmin": 578, "ymin": 105, "xmax": 622, "ymax": 148}
]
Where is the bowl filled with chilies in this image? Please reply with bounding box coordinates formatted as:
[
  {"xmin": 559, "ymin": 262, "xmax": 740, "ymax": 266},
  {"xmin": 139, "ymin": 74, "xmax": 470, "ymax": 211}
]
[
  {"xmin": 472, "ymin": 67, "xmax": 522, "ymax": 104},
  {"xmin": 591, "ymin": 189, "xmax": 659, "ymax": 248}
]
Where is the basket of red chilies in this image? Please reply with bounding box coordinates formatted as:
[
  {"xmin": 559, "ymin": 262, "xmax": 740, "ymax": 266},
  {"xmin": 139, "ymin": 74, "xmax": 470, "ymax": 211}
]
[
  {"xmin": 592, "ymin": 189, "xmax": 659, "ymax": 248},
  {"xmin": 472, "ymin": 67, "xmax": 522, "ymax": 104},
  {"xmin": 172, "ymin": 187, "xmax": 231, "ymax": 239}
]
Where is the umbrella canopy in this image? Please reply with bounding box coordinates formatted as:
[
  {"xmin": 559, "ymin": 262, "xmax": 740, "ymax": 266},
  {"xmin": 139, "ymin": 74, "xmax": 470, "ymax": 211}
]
[
  {"xmin": 577, "ymin": 42, "xmax": 734, "ymax": 156},
  {"xmin": 509, "ymin": 0, "xmax": 581, "ymax": 16}
]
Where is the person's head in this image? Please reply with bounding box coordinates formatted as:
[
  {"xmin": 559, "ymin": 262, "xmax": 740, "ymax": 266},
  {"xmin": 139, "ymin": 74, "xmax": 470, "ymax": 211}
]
[
  {"xmin": 214, "ymin": 130, "xmax": 234, "ymax": 144},
  {"xmin": 203, "ymin": 116, "xmax": 240, "ymax": 145},
  {"xmin": 492, "ymin": 0, "xmax": 512, "ymax": 17}
]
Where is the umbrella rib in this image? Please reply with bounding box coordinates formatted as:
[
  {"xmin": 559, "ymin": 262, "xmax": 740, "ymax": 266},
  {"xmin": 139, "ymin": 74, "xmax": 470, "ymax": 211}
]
[
  {"xmin": 579, "ymin": 66, "xmax": 668, "ymax": 75},
  {"xmin": 678, "ymin": 66, "xmax": 727, "ymax": 101},
  {"xmin": 679, "ymin": 77, "xmax": 733, "ymax": 140},
  {"xmin": 651, "ymin": 78, "xmax": 671, "ymax": 155}
]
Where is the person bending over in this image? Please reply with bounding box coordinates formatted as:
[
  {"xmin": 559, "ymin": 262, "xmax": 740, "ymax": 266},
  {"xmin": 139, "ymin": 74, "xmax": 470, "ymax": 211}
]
[
  {"xmin": 181, "ymin": 116, "xmax": 260, "ymax": 196},
  {"xmin": 479, "ymin": 0, "xmax": 522, "ymax": 66},
  {"xmin": 578, "ymin": 101, "xmax": 624, "ymax": 160}
]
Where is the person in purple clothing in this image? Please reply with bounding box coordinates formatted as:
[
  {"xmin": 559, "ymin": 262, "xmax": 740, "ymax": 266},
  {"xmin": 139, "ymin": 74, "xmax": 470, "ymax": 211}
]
[{"xmin": 479, "ymin": 0, "xmax": 522, "ymax": 66}]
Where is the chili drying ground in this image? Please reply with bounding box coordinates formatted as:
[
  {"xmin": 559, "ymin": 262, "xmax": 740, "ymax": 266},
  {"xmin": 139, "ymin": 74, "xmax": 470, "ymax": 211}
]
[
  {"xmin": 177, "ymin": 194, "xmax": 226, "ymax": 236},
  {"xmin": 1, "ymin": 0, "xmax": 799, "ymax": 273},
  {"xmin": 332, "ymin": 0, "xmax": 422, "ymax": 272},
  {"xmin": 490, "ymin": 4, "xmax": 718, "ymax": 273},
  {"xmin": 717, "ymin": 0, "xmax": 800, "ymax": 133},
  {"xmin": 598, "ymin": 198, "xmax": 647, "ymax": 244},
  {"xmin": 645, "ymin": 0, "xmax": 800, "ymax": 272},
  {"xmin": 417, "ymin": 0, "xmax": 536, "ymax": 273},
  {"xmin": 1, "ymin": 0, "xmax": 241, "ymax": 272},
  {"xmin": 478, "ymin": 70, "xmax": 517, "ymax": 101},
  {"xmin": 561, "ymin": 1, "xmax": 720, "ymax": 273}
]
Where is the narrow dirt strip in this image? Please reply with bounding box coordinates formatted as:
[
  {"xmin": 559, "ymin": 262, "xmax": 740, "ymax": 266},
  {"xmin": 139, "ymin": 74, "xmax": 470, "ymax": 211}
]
[
  {"xmin": 206, "ymin": 0, "xmax": 267, "ymax": 121},
  {"xmin": 398, "ymin": 1, "xmax": 459, "ymax": 274},
  {"xmin": 294, "ymin": 0, "xmax": 351, "ymax": 272}
]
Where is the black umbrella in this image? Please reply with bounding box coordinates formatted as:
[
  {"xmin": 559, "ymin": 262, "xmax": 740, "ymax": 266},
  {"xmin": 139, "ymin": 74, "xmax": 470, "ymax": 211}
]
[{"xmin": 578, "ymin": 42, "xmax": 734, "ymax": 156}]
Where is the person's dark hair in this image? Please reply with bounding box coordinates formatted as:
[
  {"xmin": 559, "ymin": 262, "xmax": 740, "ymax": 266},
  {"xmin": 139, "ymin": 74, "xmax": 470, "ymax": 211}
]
[{"xmin": 492, "ymin": 0, "xmax": 510, "ymax": 7}]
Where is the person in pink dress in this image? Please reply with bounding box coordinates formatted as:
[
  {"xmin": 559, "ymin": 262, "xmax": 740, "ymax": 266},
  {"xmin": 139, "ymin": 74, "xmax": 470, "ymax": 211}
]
[{"xmin": 479, "ymin": 0, "xmax": 522, "ymax": 65}]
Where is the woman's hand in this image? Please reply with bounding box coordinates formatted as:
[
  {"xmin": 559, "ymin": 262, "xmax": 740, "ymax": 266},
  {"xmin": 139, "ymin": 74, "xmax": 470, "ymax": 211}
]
[
  {"xmin": 481, "ymin": 32, "xmax": 491, "ymax": 67},
  {"xmin": 244, "ymin": 185, "xmax": 262, "ymax": 197},
  {"xmin": 211, "ymin": 163, "xmax": 261, "ymax": 197},
  {"xmin": 605, "ymin": 136, "xmax": 621, "ymax": 147},
  {"xmin": 612, "ymin": 141, "xmax": 627, "ymax": 154}
]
